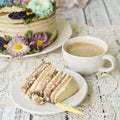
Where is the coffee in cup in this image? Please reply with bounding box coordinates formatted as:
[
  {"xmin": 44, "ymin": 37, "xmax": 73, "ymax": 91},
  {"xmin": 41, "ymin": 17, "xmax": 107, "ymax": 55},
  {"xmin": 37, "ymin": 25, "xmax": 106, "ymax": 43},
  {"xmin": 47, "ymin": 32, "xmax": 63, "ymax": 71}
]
[
  {"xmin": 65, "ymin": 41, "xmax": 105, "ymax": 57},
  {"xmin": 62, "ymin": 36, "xmax": 116, "ymax": 75}
]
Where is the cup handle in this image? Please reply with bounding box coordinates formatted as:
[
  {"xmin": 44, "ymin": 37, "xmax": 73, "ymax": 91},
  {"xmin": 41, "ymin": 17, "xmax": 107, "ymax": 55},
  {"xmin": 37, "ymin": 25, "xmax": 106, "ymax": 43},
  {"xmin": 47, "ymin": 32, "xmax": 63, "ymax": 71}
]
[{"xmin": 98, "ymin": 54, "xmax": 116, "ymax": 72}]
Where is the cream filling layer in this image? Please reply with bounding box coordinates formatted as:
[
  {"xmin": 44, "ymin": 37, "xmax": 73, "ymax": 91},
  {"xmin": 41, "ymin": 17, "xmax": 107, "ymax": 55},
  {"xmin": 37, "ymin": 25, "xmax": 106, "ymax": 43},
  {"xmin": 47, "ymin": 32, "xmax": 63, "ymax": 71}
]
[
  {"xmin": 53, "ymin": 78, "xmax": 79, "ymax": 103},
  {"xmin": 21, "ymin": 62, "xmax": 51, "ymax": 94},
  {"xmin": 27, "ymin": 64, "xmax": 53, "ymax": 94}
]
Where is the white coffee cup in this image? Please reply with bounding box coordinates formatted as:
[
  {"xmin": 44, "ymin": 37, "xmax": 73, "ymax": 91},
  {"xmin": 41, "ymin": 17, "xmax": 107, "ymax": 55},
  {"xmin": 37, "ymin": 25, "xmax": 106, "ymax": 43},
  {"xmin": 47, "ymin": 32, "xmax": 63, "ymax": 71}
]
[{"xmin": 62, "ymin": 36, "xmax": 116, "ymax": 75}]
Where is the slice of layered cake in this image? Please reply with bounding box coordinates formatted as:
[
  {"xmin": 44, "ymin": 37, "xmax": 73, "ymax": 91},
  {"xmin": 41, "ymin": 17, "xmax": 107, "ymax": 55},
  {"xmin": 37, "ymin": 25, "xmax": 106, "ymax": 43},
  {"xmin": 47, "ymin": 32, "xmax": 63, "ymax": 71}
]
[
  {"xmin": 21, "ymin": 62, "xmax": 79, "ymax": 104},
  {"xmin": 0, "ymin": 0, "xmax": 57, "ymax": 57}
]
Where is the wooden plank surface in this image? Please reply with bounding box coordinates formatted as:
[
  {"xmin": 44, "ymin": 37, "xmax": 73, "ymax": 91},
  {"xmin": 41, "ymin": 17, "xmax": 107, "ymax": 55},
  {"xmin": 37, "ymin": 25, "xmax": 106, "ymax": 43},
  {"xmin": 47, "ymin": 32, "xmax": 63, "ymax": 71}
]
[
  {"xmin": 84, "ymin": 0, "xmax": 110, "ymax": 27},
  {"xmin": 57, "ymin": 6, "xmax": 86, "ymax": 25},
  {"xmin": 0, "ymin": 107, "xmax": 30, "ymax": 120},
  {"xmin": 102, "ymin": 0, "xmax": 120, "ymax": 25}
]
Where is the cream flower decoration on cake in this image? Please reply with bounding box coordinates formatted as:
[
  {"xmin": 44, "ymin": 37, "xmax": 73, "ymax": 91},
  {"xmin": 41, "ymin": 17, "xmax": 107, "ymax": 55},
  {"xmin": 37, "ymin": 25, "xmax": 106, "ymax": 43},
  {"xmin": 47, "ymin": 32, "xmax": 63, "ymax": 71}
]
[
  {"xmin": 7, "ymin": 36, "xmax": 30, "ymax": 57},
  {"xmin": 0, "ymin": 0, "xmax": 11, "ymax": 5},
  {"xmin": 27, "ymin": 0, "xmax": 54, "ymax": 16}
]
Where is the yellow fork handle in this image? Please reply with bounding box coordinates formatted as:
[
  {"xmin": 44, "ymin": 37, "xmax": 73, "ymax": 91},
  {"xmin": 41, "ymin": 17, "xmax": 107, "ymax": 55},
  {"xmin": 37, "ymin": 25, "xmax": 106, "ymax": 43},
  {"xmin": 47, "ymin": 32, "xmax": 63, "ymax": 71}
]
[{"xmin": 55, "ymin": 102, "xmax": 84, "ymax": 116}]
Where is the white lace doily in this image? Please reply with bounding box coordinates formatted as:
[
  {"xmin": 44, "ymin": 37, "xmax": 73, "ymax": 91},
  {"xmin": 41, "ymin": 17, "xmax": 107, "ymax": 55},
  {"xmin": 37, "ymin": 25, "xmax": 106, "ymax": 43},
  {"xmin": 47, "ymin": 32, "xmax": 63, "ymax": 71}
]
[{"xmin": 0, "ymin": 24, "xmax": 120, "ymax": 120}]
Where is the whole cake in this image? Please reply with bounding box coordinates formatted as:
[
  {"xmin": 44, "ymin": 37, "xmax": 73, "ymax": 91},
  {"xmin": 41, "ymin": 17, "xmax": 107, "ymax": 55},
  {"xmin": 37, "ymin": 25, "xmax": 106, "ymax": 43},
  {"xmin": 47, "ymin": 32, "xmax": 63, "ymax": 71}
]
[
  {"xmin": 21, "ymin": 62, "xmax": 79, "ymax": 104},
  {"xmin": 0, "ymin": 0, "xmax": 57, "ymax": 57}
]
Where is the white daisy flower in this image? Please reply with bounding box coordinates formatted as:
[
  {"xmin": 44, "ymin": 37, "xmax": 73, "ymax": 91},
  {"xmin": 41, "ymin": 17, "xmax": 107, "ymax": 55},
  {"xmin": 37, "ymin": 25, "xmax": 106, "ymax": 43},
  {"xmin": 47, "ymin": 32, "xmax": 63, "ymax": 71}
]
[{"xmin": 7, "ymin": 36, "xmax": 30, "ymax": 57}]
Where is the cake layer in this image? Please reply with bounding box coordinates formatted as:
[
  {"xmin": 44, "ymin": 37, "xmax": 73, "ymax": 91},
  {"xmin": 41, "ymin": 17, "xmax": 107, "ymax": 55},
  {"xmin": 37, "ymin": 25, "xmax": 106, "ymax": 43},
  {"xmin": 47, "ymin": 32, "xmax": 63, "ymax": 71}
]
[
  {"xmin": 0, "ymin": 6, "xmax": 22, "ymax": 13},
  {"xmin": 21, "ymin": 62, "xmax": 79, "ymax": 104},
  {"xmin": 51, "ymin": 76, "xmax": 79, "ymax": 103},
  {"xmin": 21, "ymin": 62, "xmax": 51, "ymax": 94},
  {"xmin": 0, "ymin": 11, "xmax": 57, "ymax": 43}
]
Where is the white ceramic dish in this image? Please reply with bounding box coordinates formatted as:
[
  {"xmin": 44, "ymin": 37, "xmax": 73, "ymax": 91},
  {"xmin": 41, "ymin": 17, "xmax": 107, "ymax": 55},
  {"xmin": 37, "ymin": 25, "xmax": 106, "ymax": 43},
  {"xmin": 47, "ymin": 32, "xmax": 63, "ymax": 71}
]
[
  {"xmin": 0, "ymin": 18, "xmax": 72, "ymax": 58},
  {"xmin": 11, "ymin": 68, "xmax": 88, "ymax": 115}
]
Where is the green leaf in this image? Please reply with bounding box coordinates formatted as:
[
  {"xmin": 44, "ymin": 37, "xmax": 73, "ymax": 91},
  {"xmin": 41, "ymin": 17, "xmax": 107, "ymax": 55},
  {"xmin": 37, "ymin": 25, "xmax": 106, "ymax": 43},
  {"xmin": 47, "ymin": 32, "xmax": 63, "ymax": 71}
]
[
  {"xmin": 4, "ymin": 35, "xmax": 12, "ymax": 42},
  {"xmin": 24, "ymin": 31, "xmax": 33, "ymax": 39},
  {"xmin": 0, "ymin": 5, "xmax": 5, "ymax": 8},
  {"xmin": 33, "ymin": 16, "xmax": 40, "ymax": 20},
  {"xmin": 23, "ymin": 18, "xmax": 33, "ymax": 24},
  {"xmin": 0, "ymin": 4, "xmax": 13, "ymax": 9},
  {"xmin": 6, "ymin": 4, "xmax": 13, "ymax": 7},
  {"xmin": 16, "ymin": 0, "xmax": 20, "ymax": 6},
  {"xmin": 29, "ymin": 49, "xmax": 40, "ymax": 54},
  {"xmin": 53, "ymin": 5, "xmax": 57, "ymax": 11},
  {"xmin": 24, "ymin": 8, "xmax": 30, "ymax": 11},
  {"xmin": 0, "ymin": 50, "xmax": 8, "ymax": 55},
  {"xmin": 46, "ymin": 32, "xmax": 52, "ymax": 38}
]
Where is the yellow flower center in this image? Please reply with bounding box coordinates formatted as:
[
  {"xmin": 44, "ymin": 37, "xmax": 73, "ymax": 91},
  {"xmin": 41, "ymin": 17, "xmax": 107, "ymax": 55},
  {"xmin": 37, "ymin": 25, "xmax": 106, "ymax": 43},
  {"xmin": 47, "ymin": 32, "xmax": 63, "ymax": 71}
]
[
  {"xmin": 3, "ymin": 44, "xmax": 7, "ymax": 48},
  {"xmin": 37, "ymin": 40, "xmax": 43, "ymax": 47},
  {"xmin": 13, "ymin": 43, "xmax": 23, "ymax": 51},
  {"xmin": 26, "ymin": 11, "xmax": 33, "ymax": 16}
]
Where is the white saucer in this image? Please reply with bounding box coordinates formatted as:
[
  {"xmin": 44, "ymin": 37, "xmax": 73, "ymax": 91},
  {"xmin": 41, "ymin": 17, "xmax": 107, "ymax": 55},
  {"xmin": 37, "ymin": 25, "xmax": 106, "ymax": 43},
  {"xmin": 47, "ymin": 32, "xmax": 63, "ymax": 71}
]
[
  {"xmin": 0, "ymin": 18, "xmax": 72, "ymax": 58},
  {"xmin": 11, "ymin": 68, "xmax": 88, "ymax": 115}
]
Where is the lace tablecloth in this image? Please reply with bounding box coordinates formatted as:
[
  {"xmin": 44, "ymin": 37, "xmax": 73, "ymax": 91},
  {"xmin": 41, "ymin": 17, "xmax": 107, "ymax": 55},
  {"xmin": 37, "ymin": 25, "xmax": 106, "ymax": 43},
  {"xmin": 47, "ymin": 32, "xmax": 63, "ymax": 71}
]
[{"xmin": 0, "ymin": 24, "xmax": 120, "ymax": 120}]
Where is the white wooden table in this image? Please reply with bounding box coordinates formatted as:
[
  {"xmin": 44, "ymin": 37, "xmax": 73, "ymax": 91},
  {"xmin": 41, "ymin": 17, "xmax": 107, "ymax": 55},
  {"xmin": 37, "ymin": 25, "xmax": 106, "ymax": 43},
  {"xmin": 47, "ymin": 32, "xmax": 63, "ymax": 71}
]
[
  {"xmin": 59, "ymin": 0, "xmax": 120, "ymax": 27},
  {"xmin": 1, "ymin": 0, "xmax": 120, "ymax": 120}
]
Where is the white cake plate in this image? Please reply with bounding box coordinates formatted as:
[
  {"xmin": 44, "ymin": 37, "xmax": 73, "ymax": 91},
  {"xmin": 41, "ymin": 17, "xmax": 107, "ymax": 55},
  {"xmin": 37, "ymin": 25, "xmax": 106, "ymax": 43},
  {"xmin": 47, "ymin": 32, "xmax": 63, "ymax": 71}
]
[{"xmin": 11, "ymin": 68, "xmax": 88, "ymax": 115}]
